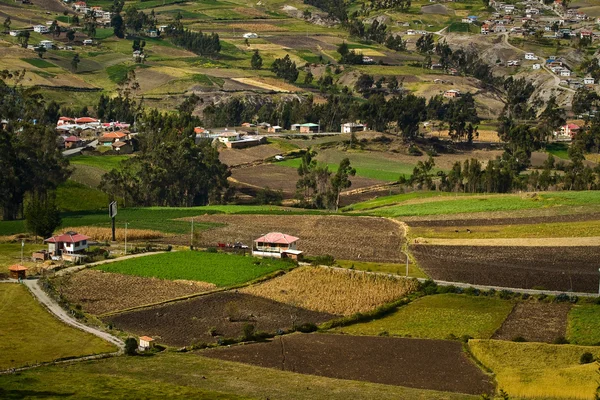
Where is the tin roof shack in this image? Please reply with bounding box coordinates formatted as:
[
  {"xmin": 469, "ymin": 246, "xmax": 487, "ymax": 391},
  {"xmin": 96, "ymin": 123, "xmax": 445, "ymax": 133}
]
[
  {"xmin": 253, "ymin": 232, "xmax": 303, "ymax": 260},
  {"xmin": 139, "ymin": 336, "xmax": 155, "ymax": 351},
  {"xmin": 299, "ymin": 123, "xmax": 320, "ymax": 134},
  {"xmin": 8, "ymin": 265, "xmax": 27, "ymax": 279}
]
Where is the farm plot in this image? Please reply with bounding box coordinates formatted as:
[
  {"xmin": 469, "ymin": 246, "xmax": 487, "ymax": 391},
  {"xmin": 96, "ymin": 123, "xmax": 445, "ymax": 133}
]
[
  {"xmin": 470, "ymin": 340, "xmax": 600, "ymax": 399},
  {"xmin": 203, "ymin": 334, "xmax": 494, "ymax": 395},
  {"xmin": 492, "ymin": 302, "xmax": 571, "ymax": 343},
  {"xmin": 191, "ymin": 214, "xmax": 406, "ymax": 263},
  {"xmin": 411, "ymin": 245, "xmax": 600, "ymax": 293},
  {"xmin": 219, "ymin": 144, "xmax": 282, "ymax": 166},
  {"xmin": 567, "ymin": 304, "xmax": 600, "ymax": 345},
  {"xmin": 240, "ymin": 267, "xmax": 418, "ymax": 315},
  {"xmin": 95, "ymin": 251, "xmax": 293, "ymax": 287},
  {"xmin": 334, "ymin": 293, "xmax": 513, "ymax": 339},
  {"xmin": 0, "ymin": 284, "xmax": 116, "ymax": 370},
  {"xmin": 53, "ymin": 270, "xmax": 216, "ymax": 315},
  {"xmin": 104, "ymin": 292, "xmax": 335, "ymax": 347}
]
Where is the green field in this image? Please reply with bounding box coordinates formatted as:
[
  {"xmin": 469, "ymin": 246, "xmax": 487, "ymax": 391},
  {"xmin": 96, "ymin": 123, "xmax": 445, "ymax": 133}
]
[
  {"xmin": 334, "ymin": 294, "xmax": 514, "ymax": 339},
  {"xmin": 21, "ymin": 58, "xmax": 56, "ymax": 68},
  {"xmin": 0, "ymin": 351, "xmax": 477, "ymax": 400},
  {"xmin": 0, "ymin": 242, "xmax": 46, "ymax": 273},
  {"xmin": 0, "ymin": 284, "xmax": 116, "ymax": 370},
  {"xmin": 96, "ymin": 251, "xmax": 294, "ymax": 286},
  {"xmin": 343, "ymin": 192, "xmax": 462, "ymax": 212},
  {"xmin": 56, "ymin": 180, "xmax": 109, "ymax": 212},
  {"xmin": 336, "ymin": 260, "xmax": 428, "ymax": 278},
  {"xmin": 567, "ymin": 304, "xmax": 600, "ymax": 346},
  {"xmin": 546, "ymin": 143, "xmax": 570, "ymax": 160},
  {"xmin": 470, "ymin": 340, "xmax": 600, "ymax": 399},
  {"xmin": 70, "ymin": 155, "xmax": 130, "ymax": 172}
]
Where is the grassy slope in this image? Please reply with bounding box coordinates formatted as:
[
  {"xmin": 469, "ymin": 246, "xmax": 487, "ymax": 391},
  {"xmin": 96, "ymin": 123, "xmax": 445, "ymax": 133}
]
[
  {"xmin": 0, "ymin": 242, "xmax": 46, "ymax": 274},
  {"xmin": 567, "ymin": 304, "xmax": 600, "ymax": 345},
  {"xmin": 55, "ymin": 180, "xmax": 109, "ymax": 212},
  {"xmin": 336, "ymin": 260, "xmax": 428, "ymax": 278},
  {"xmin": 0, "ymin": 351, "xmax": 479, "ymax": 400},
  {"xmin": 69, "ymin": 155, "xmax": 129, "ymax": 172},
  {"xmin": 334, "ymin": 294, "xmax": 514, "ymax": 339},
  {"xmin": 95, "ymin": 251, "xmax": 293, "ymax": 286},
  {"xmin": 0, "ymin": 284, "xmax": 116, "ymax": 370},
  {"xmin": 470, "ymin": 340, "xmax": 600, "ymax": 399}
]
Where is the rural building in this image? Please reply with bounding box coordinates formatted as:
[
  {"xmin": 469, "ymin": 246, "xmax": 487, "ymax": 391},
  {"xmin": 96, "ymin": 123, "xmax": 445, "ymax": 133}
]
[
  {"xmin": 9, "ymin": 30, "xmax": 20, "ymax": 37},
  {"xmin": 299, "ymin": 123, "xmax": 319, "ymax": 133},
  {"xmin": 243, "ymin": 32, "xmax": 258, "ymax": 39},
  {"xmin": 584, "ymin": 76, "xmax": 596, "ymax": 85},
  {"xmin": 560, "ymin": 70, "xmax": 571, "ymax": 77},
  {"xmin": 362, "ymin": 56, "xmax": 374, "ymax": 64},
  {"xmin": 99, "ymin": 131, "xmax": 128, "ymax": 146},
  {"xmin": 560, "ymin": 123, "xmax": 581, "ymax": 138},
  {"xmin": 480, "ymin": 24, "xmax": 490, "ymax": 34},
  {"xmin": 532, "ymin": 63, "xmax": 541, "ymax": 70},
  {"xmin": 64, "ymin": 135, "xmax": 82, "ymax": 149},
  {"xmin": 268, "ymin": 125, "xmax": 282, "ymax": 133},
  {"xmin": 8, "ymin": 265, "xmax": 27, "ymax": 280},
  {"xmin": 341, "ymin": 122, "xmax": 367, "ymax": 133},
  {"xmin": 524, "ymin": 53, "xmax": 538, "ymax": 60},
  {"xmin": 45, "ymin": 231, "xmax": 90, "ymax": 258},
  {"xmin": 225, "ymin": 136, "xmax": 266, "ymax": 149},
  {"xmin": 253, "ymin": 232, "xmax": 303, "ymax": 260},
  {"xmin": 112, "ymin": 141, "xmax": 133, "ymax": 153},
  {"xmin": 443, "ymin": 89, "xmax": 461, "ymax": 98},
  {"xmin": 139, "ymin": 336, "xmax": 155, "ymax": 351},
  {"xmin": 33, "ymin": 25, "xmax": 49, "ymax": 33},
  {"xmin": 290, "ymin": 123, "xmax": 301, "ymax": 131},
  {"xmin": 83, "ymin": 39, "xmax": 93, "ymax": 45},
  {"xmin": 194, "ymin": 127, "xmax": 208, "ymax": 135},
  {"xmin": 39, "ymin": 40, "xmax": 54, "ymax": 50}
]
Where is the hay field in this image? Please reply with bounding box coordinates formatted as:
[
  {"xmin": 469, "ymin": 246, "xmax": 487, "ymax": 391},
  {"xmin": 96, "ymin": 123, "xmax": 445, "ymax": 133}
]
[
  {"xmin": 241, "ymin": 266, "xmax": 419, "ymax": 315},
  {"xmin": 228, "ymin": 23, "xmax": 287, "ymax": 32},
  {"xmin": 59, "ymin": 226, "xmax": 163, "ymax": 242},
  {"xmin": 231, "ymin": 77, "xmax": 290, "ymax": 92}
]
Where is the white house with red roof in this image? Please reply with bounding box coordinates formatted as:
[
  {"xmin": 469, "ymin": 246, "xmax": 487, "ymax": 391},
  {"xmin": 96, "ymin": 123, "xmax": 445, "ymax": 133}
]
[
  {"xmin": 64, "ymin": 135, "xmax": 82, "ymax": 149},
  {"xmin": 253, "ymin": 232, "xmax": 303, "ymax": 260},
  {"xmin": 99, "ymin": 131, "xmax": 129, "ymax": 146},
  {"xmin": 45, "ymin": 231, "xmax": 91, "ymax": 257},
  {"xmin": 557, "ymin": 123, "xmax": 581, "ymax": 139}
]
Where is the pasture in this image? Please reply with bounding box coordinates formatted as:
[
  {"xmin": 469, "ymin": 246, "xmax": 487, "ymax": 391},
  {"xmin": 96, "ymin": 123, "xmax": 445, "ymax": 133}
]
[
  {"xmin": 95, "ymin": 251, "xmax": 294, "ymax": 287},
  {"xmin": 567, "ymin": 304, "xmax": 600, "ymax": 345},
  {"xmin": 0, "ymin": 242, "xmax": 45, "ymax": 274},
  {"xmin": 335, "ymin": 260, "xmax": 428, "ymax": 278},
  {"xmin": 69, "ymin": 155, "xmax": 129, "ymax": 172},
  {"xmin": 333, "ymin": 293, "xmax": 514, "ymax": 339},
  {"xmin": 0, "ymin": 284, "xmax": 116, "ymax": 370},
  {"xmin": 240, "ymin": 266, "xmax": 419, "ymax": 315},
  {"xmin": 470, "ymin": 340, "xmax": 600, "ymax": 399}
]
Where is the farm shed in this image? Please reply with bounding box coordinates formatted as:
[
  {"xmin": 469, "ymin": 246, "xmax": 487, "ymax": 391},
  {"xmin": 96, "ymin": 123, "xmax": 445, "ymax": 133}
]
[
  {"xmin": 9, "ymin": 265, "xmax": 28, "ymax": 279},
  {"xmin": 299, "ymin": 123, "xmax": 319, "ymax": 134},
  {"xmin": 253, "ymin": 232, "xmax": 303, "ymax": 260},
  {"xmin": 139, "ymin": 336, "xmax": 155, "ymax": 351}
]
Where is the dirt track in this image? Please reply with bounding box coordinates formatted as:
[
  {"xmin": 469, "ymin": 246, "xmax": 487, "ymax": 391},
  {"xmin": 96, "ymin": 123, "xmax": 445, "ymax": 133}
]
[{"xmin": 202, "ymin": 333, "xmax": 494, "ymax": 395}]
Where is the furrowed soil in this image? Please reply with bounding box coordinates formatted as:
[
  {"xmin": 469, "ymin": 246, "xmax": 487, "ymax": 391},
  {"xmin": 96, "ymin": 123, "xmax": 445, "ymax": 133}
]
[
  {"xmin": 202, "ymin": 334, "xmax": 494, "ymax": 395},
  {"xmin": 406, "ymin": 212, "xmax": 600, "ymax": 227},
  {"xmin": 53, "ymin": 270, "xmax": 216, "ymax": 315},
  {"xmin": 492, "ymin": 302, "xmax": 571, "ymax": 343},
  {"xmin": 104, "ymin": 292, "xmax": 335, "ymax": 347},
  {"xmin": 189, "ymin": 214, "xmax": 406, "ymax": 263},
  {"xmin": 411, "ymin": 245, "xmax": 600, "ymax": 293}
]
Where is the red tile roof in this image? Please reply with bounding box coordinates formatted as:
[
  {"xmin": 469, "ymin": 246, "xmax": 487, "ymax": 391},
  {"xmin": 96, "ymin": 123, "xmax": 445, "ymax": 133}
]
[
  {"xmin": 64, "ymin": 135, "xmax": 81, "ymax": 142},
  {"xmin": 112, "ymin": 141, "xmax": 128, "ymax": 147},
  {"xmin": 9, "ymin": 265, "xmax": 28, "ymax": 272},
  {"xmin": 139, "ymin": 336, "xmax": 154, "ymax": 342},
  {"xmin": 45, "ymin": 232, "xmax": 91, "ymax": 243},
  {"xmin": 254, "ymin": 232, "xmax": 299, "ymax": 244},
  {"xmin": 74, "ymin": 117, "xmax": 99, "ymax": 124},
  {"xmin": 566, "ymin": 123, "xmax": 580, "ymax": 130},
  {"xmin": 100, "ymin": 131, "xmax": 127, "ymax": 141}
]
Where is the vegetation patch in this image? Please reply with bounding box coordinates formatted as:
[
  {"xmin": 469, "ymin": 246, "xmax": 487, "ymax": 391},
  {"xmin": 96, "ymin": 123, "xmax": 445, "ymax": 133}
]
[
  {"xmin": 240, "ymin": 266, "xmax": 419, "ymax": 315},
  {"xmin": 22, "ymin": 58, "xmax": 56, "ymax": 68},
  {"xmin": 568, "ymin": 304, "xmax": 600, "ymax": 345},
  {"xmin": 334, "ymin": 293, "xmax": 513, "ymax": 339},
  {"xmin": 470, "ymin": 339, "xmax": 600, "ymax": 399},
  {"xmin": 336, "ymin": 259, "xmax": 428, "ymax": 278},
  {"xmin": 55, "ymin": 180, "xmax": 109, "ymax": 212},
  {"xmin": 70, "ymin": 155, "xmax": 129, "ymax": 172},
  {"xmin": 95, "ymin": 251, "xmax": 294, "ymax": 287},
  {"xmin": 0, "ymin": 284, "xmax": 116, "ymax": 370}
]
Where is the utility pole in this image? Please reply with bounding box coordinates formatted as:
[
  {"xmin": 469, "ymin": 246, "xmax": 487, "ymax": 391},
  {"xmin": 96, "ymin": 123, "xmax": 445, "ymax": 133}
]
[
  {"xmin": 21, "ymin": 240, "xmax": 24, "ymax": 264},
  {"xmin": 124, "ymin": 222, "xmax": 128, "ymax": 255},
  {"xmin": 190, "ymin": 217, "xmax": 194, "ymax": 249}
]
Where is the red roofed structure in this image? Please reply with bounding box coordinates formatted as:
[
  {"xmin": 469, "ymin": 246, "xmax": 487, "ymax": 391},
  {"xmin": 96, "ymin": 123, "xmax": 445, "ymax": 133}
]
[
  {"xmin": 74, "ymin": 117, "xmax": 99, "ymax": 124},
  {"xmin": 45, "ymin": 231, "xmax": 91, "ymax": 257},
  {"xmin": 57, "ymin": 117, "xmax": 75, "ymax": 126},
  {"xmin": 64, "ymin": 135, "xmax": 82, "ymax": 149},
  {"xmin": 99, "ymin": 131, "xmax": 128, "ymax": 146},
  {"xmin": 8, "ymin": 264, "xmax": 27, "ymax": 279},
  {"xmin": 253, "ymin": 232, "xmax": 302, "ymax": 260},
  {"xmin": 560, "ymin": 123, "xmax": 581, "ymax": 138}
]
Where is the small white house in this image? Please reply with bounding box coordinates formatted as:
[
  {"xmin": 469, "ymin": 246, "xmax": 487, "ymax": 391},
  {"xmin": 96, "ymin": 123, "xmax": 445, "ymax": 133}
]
[
  {"xmin": 9, "ymin": 30, "xmax": 20, "ymax": 37},
  {"xmin": 524, "ymin": 53, "xmax": 538, "ymax": 60},
  {"xmin": 560, "ymin": 69, "xmax": 571, "ymax": 77},
  {"xmin": 139, "ymin": 336, "xmax": 155, "ymax": 351},
  {"xmin": 83, "ymin": 39, "xmax": 93, "ymax": 45},
  {"xmin": 45, "ymin": 231, "xmax": 90, "ymax": 256},
  {"xmin": 407, "ymin": 29, "xmax": 416, "ymax": 35},
  {"xmin": 532, "ymin": 63, "xmax": 541, "ymax": 70},
  {"xmin": 242, "ymin": 32, "xmax": 258, "ymax": 39},
  {"xmin": 362, "ymin": 56, "xmax": 374, "ymax": 63},
  {"xmin": 341, "ymin": 122, "xmax": 367, "ymax": 133},
  {"xmin": 39, "ymin": 40, "xmax": 54, "ymax": 49},
  {"xmin": 584, "ymin": 77, "xmax": 595, "ymax": 85},
  {"xmin": 33, "ymin": 25, "xmax": 49, "ymax": 33}
]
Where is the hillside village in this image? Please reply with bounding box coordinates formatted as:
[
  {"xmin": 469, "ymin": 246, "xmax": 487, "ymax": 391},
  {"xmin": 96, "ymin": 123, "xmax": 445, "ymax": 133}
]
[{"xmin": 2, "ymin": 0, "xmax": 600, "ymax": 399}]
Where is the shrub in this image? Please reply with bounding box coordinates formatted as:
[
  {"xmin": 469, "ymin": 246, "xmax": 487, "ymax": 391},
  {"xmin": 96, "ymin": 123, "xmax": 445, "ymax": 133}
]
[
  {"xmin": 580, "ymin": 352, "xmax": 595, "ymax": 364},
  {"xmin": 554, "ymin": 293, "xmax": 570, "ymax": 303},
  {"xmin": 311, "ymin": 254, "xmax": 335, "ymax": 266},
  {"xmin": 296, "ymin": 322, "xmax": 317, "ymax": 333},
  {"xmin": 378, "ymin": 330, "xmax": 389, "ymax": 336},
  {"xmin": 124, "ymin": 338, "xmax": 138, "ymax": 355},
  {"xmin": 408, "ymin": 145, "xmax": 423, "ymax": 156},
  {"xmin": 512, "ymin": 336, "xmax": 527, "ymax": 342},
  {"xmin": 419, "ymin": 279, "xmax": 438, "ymax": 295},
  {"xmin": 498, "ymin": 290, "xmax": 514, "ymax": 300},
  {"xmin": 206, "ymin": 247, "xmax": 218, "ymax": 253},
  {"xmin": 464, "ymin": 287, "xmax": 480, "ymax": 296},
  {"xmin": 553, "ymin": 336, "xmax": 569, "ymax": 344},
  {"xmin": 461, "ymin": 335, "xmax": 473, "ymax": 343},
  {"xmin": 242, "ymin": 323, "xmax": 256, "ymax": 341}
]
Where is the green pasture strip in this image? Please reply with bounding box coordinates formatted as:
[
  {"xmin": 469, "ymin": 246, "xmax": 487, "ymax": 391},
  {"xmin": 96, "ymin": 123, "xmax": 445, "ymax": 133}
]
[
  {"xmin": 0, "ymin": 242, "xmax": 46, "ymax": 273},
  {"xmin": 336, "ymin": 260, "xmax": 428, "ymax": 279},
  {"xmin": 0, "ymin": 351, "xmax": 478, "ymax": 400},
  {"xmin": 70, "ymin": 155, "xmax": 130, "ymax": 172},
  {"xmin": 567, "ymin": 304, "xmax": 600, "ymax": 345},
  {"xmin": 55, "ymin": 180, "xmax": 109, "ymax": 212},
  {"xmin": 343, "ymin": 191, "xmax": 462, "ymax": 212},
  {"xmin": 106, "ymin": 63, "xmax": 150, "ymax": 84},
  {"xmin": 21, "ymin": 58, "xmax": 56, "ymax": 68},
  {"xmin": 333, "ymin": 294, "xmax": 513, "ymax": 339},
  {"xmin": 411, "ymin": 219, "xmax": 600, "ymax": 239},
  {"xmin": 0, "ymin": 284, "xmax": 116, "ymax": 370},
  {"xmin": 469, "ymin": 339, "xmax": 600, "ymax": 400},
  {"xmin": 545, "ymin": 142, "xmax": 570, "ymax": 160},
  {"xmin": 95, "ymin": 251, "xmax": 293, "ymax": 286}
]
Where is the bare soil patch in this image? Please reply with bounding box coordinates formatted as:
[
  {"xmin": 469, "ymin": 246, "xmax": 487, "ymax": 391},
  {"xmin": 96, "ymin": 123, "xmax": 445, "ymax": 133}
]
[
  {"xmin": 189, "ymin": 214, "xmax": 406, "ymax": 263},
  {"xmin": 417, "ymin": 237, "xmax": 600, "ymax": 247},
  {"xmin": 269, "ymin": 35, "xmax": 338, "ymax": 51},
  {"xmin": 104, "ymin": 292, "xmax": 335, "ymax": 347},
  {"xmin": 492, "ymin": 302, "xmax": 571, "ymax": 343},
  {"xmin": 202, "ymin": 334, "xmax": 494, "ymax": 395},
  {"xmin": 55, "ymin": 270, "xmax": 215, "ymax": 315},
  {"xmin": 411, "ymin": 245, "xmax": 600, "ymax": 293},
  {"xmin": 406, "ymin": 212, "xmax": 600, "ymax": 227},
  {"xmin": 421, "ymin": 4, "xmax": 453, "ymax": 14},
  {"xmin": 219, "ymin": 145, "xmax": 282, "ymax": 166}
]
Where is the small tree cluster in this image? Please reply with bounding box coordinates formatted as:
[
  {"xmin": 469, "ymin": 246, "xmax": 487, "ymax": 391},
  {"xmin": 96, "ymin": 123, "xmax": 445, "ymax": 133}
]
[{"xmin": 271, "ymin": 55, "xmax": 298, "ymax": 82}]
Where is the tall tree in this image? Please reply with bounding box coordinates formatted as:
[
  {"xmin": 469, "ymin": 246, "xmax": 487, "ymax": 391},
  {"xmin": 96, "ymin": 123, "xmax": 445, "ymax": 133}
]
[
  {"xmin": 3, "ymin": 17, "xmax": 10, "ymax": 33},
  {"xmin": 330, "ymin": 158, "xmax": 355, "ymax": 211},
  {"xmin": 25, "ymin": 192, "xmax": 61, "ymax": 240},
  {"xmin": 250, "ymin": 50, "xmax": 263, "ymax": 70},
  {"xmin": 71, "ymin": 54, "xmax": 80, "ymax": 71}
]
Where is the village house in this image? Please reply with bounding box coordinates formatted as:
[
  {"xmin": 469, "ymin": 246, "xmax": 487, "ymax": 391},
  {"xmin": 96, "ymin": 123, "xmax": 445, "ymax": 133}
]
[
  {"xmin": 560, "ymin": 123, "xmax": 581, "ymax": 138},
  {"xmin": 299, "ymin": 123, "xmax": 320, "ymax": 133},
  {"xmin": 99, "ymin": 131, "xmax": 128, "ymax": 146},
  {"xmin": 64, "ymin": 135, "xmax": 82, "ymax": 149},
  {"xmin": 481, "ymin": 24, "xmax": 490, "ymax": 34},
  {"xmin": 362, "ymin": 56, "xmax": 374, "ymax": 64},
  {"xmin": 532, "ymin": 63, "xmax": 541, "ymax": 70},
  {"xmin": 252, "ymin": 232, "xmax": 303, "ymax": 260},
  {"xmin": 341, "ymin": 122, "xmax": 367, "ymax": 133},
  {"xmin": 560, "ymin": 69, "xmax": 571, "ymax": 77},
  {"xmin": 9, "ymin": 30, "xmax": 20, "ymax": 37},
  {"xmin": 39, "ymin": 40, "xmax": 53, "ymax": 50},
  {"xmin": 45, "ymin": 231, "xmax": 90, "ymax": 262},
  {"xmin": 33, "ymin": 25, "xmax": 49, "ymax": 33},
  {"xmin": 443, "ymin": 89, "xmax": 461, "ymax": 98},
  {"xmin": 112, "ymin": 141, "xmax": 133, "ymax": 153},
  {"xmin": 584, "ymin": 76, "xmax": 595, "ymax": 85},
  {"xmin": 242, "ymin": 32, "xmax": 258, "ymax": 39},
  {"xmin": 268, "ymin": 125, "xmax": 282, "ymax": 133},
  {"xmin": 8, "ymin": 265, "xmax": 27, "ymax": 280},
  {"xmin": 524, "ymin": 53, "xmax": 538, "ymax": 60},
  {"xmin": 139, "ymin": 336, "xmax": 155, "ymax": 351}
]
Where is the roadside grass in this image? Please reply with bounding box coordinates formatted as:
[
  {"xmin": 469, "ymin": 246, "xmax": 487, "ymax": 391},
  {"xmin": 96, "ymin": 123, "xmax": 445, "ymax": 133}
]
[
  {"xmin": 333, "ymin": 294, "xmax": 513, "ymax": 339},
  {"xmin": 21, "ymin": 58, "xmax": 56, "ymax": 68},
  {"xmin": 354, "ymin": 191, "xmax": 600, "ymax": 217},
  {"xmin": 95, "ymin": 251, "xmax": 294, "ymax": 286},
  {"xmin": 0, "ymin": 284, "xmax": 116, "ymax": 370},
  {"xmin": 336, "ymin": 260, "xmax": 428, "ymax": 279},
  {"xmin": 0, "ymin": 242, "xmax": 46, "ymax": 274},
  {"xmin": 546, "ymin": 143, "xmax": 570, "ymax": 160},
  {"xmin": 567, "ymin": 304, "xmax": 600, "ymax": 345},
  {"xmin": 70, "ymin": 155, "xmax": 129, "ymax": 171},
  {"xmin": 55, "ymin": 180, "xmax": 109, "ymax": 212},
  {"xmin": 469, "ymin": 339, "xmax": 600, "ymax": 399},
  {"xmin": 0, "ymin": 351, "xmax": 479, "ymax": 400},
  {"xmin": 411, "ymin": 220, "xmax": 600, "ymax": 239}
]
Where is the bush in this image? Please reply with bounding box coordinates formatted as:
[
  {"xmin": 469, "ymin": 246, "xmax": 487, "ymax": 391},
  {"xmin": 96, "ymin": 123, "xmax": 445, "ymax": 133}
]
[
  {"xmin": 553, "ymin": 336, "xmax": 569, "ymax": 345},
  {"xmin": 242, "ymin": 323, "xmax": 256, "ymax": 341},
  {"xmin": 512, "ymin": 336, "xmax": 527, "ymax": 342},
  {"xmin": 464, "ymin": 287, "xmax": 480, "ymax": 296},
  {"xmin": 124, "ymin": 338, "xmax": 138, "ymax": 355},
  {"xmin": 311, "ymin": 254, "xmax": 335, "ymax": 266},
  {"xmin": 296, "ymin": 322, "xmax": 317, "ymax": 333},
  {"xmin": 408, "ymin": 145, "xmax": 423, "ymax": 156},
  {"xmin": 498, "ymin": 290, "xmax": 514, "ymax": 300},
  {"xmin": 580, "ymin": 352, "xmax": 595, "ymax": 364},
  {"xmin": 419, "ymin": 279, "xmax": 438, "ymax": 295},
  {"xmin": 206, "ymin": 247, "xmax": 218, "ymax": 253},
  {"xmin": 554, "ymin": 293, "xmax": 570, "ymax": 303}
]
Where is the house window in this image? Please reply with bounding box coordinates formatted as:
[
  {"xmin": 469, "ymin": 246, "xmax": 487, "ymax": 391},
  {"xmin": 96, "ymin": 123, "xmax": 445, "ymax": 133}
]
[{"xmin": 81, "ymin": 240, "xmax": 87, "ymax": 246}]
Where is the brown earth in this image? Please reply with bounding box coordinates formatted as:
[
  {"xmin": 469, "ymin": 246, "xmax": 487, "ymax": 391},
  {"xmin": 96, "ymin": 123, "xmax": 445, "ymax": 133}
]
[
  {"xmin": 202, "ymin": 334, "xmax": 495, "ymax": 395},
  {"xmin": 411, "ymin": 245, "xmax": 600, "ymax": 293},
  {"xmin": 492, "ymin": 301, "xmax": 571, "ymax": 343},
  {"xmin": 54, "ymin": 270, "xmax": 215, "ymax": 315},
  {"xmin": 406, "ymin": 212, "xmax": 600, "ymax": 227},
  {"xmin": 188, "ymin": 214, "xmax": 406, "ymax": 263},
  {"xmin": 104, "ymin": 292, "xmax": 335, "ymax": 347},
  {"xmin": 218, "ymin": 144, "xmax": 282, "ymax": 166}
]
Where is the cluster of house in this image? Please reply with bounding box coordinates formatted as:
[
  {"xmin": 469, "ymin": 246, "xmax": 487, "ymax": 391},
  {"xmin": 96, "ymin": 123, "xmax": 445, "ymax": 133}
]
[
  {"xmin": 70, "ymin": 1, "xmax": 112, "ymax": 26},
  {"xmin": 56, "ymin": 117, "xmax": 133, "ymax": 151}
]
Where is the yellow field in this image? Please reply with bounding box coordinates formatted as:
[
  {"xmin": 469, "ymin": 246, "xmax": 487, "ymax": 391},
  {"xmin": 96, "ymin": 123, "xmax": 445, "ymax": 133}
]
[
  {"xmin": 470, "ymin": 339, "xmax": 600, "ymax": 399},
  {"xmin": 228, "ymin": 23, "xmax": 287, "ymax": 32},
  {"xmin": 60, "ymin": 226, "xmax": 163, "ymax": 241},
  {"xmin": 351, "ymin": 48, "xmax": 386, "ymax": 57},
  {"xmin": 241, "ymin": 266, "xmax": 419, "ymax": 315},
  {"xmin": 231, "ymin": 77, "xmax": 291, "ymax": 92}
]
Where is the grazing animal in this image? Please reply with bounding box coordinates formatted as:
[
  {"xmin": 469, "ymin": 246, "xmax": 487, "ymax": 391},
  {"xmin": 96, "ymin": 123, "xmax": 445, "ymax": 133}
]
[{"xmin": 466, "ymin": 229, "xmax": 471, "ymax": 233}]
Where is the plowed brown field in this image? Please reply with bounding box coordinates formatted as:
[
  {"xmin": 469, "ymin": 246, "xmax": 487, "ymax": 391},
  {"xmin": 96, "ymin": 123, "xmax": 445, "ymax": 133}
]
[{"xmin": 492, "ymin": 302, "xmax": 571, "ymax": 343}]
